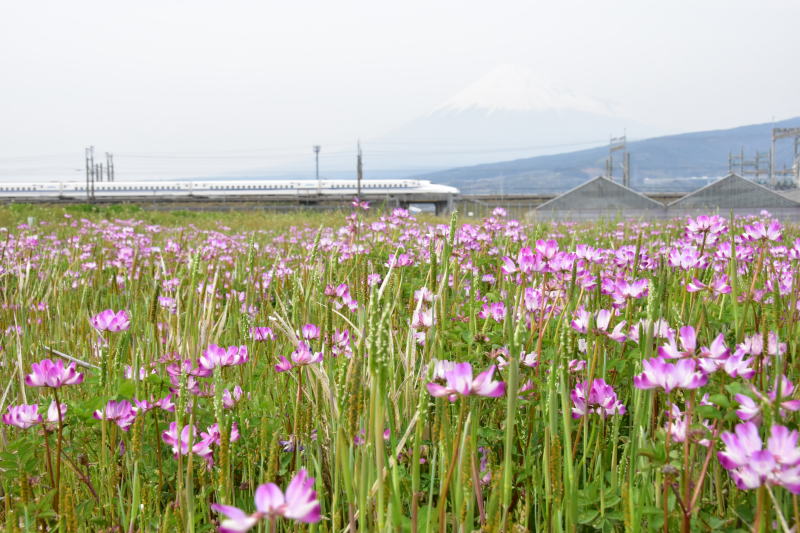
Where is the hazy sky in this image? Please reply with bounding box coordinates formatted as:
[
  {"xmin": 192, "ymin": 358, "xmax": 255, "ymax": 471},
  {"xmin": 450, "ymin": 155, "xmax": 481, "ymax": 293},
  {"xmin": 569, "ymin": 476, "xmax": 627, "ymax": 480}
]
[{"xmin": 1, "ymin": 0, "xmax": 798, "ymax": 179}]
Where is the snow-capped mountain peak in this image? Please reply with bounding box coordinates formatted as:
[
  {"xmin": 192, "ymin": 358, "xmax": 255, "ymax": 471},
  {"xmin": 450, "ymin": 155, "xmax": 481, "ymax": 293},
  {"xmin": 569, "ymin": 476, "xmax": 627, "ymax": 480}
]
[{"xmin": 432, "ymin": 64, "xmax": 612, "ymax": 116}]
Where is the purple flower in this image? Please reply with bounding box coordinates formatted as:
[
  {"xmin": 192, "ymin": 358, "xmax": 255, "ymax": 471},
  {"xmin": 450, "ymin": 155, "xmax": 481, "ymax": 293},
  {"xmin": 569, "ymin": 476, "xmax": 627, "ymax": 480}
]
[
  {"xmin": 331, "ymin": 329, "xmax": 353, "ymax": 358},
  {"xmin": 658, "ymin": 326, "xmax": 697, "ymax": 359},
  {"xmin": 2, "ymin": 404, "xmax": 42, "ymax": 429},
  {"xmin": 666, "ymin": 402, "xmax": 713, "ymax": 447},
  {"xmin": 45, "ymin": 400, "xmax": 68, "ymax": 429},
  {"xmin": 612, "ymin": 278, "xmax": 649, "ymax": 304},
  {"xmin": 734, "ymin": 376, "xmax": 800, "ymax": 422},
  {"xmin": 222, "ymin": 386, "xmax": 244, "ymax": 409},
  {"xmin": 200, "ymin": 422, "xmax": 241, "ymax": 447},
  {"xmin": 686, "ymin": 215, "xmax": 726, "ymax": 236},
  {"xmin": 686, "ymin": 275, "xmax": 731, "ymax": 296},
  {"xmin": 478, "ymin": 302, "xmax": 506, "ymax": 323},
  {"xmin": 211, "ymin": 469, "xmax": 321, "ymax": 531},
  {"xmin": 93, "ymin": 400, "xmax": 137, "ymax": 431},
  {"xmin": 162, "ymin": 422, "xmax": 201, "ymax": 457},
  {"xmin": 274, "ymin": 342, "xmax": 323, "ymax": 373},
  {"xmin": 411, "ymin": 308, "xmax": 434, "ymax": 329},
  {"xmin": 426, "ymin": 362, "xmax": 505, "ymax": 402},
  {"xmin": 735, "ymin": 394, "xmax": 761, "ymax": 423},
  {"xmin": 250, "ymin": 327, "xmax": 275, "ymax": 341},
  {"xmin": 720, "ymin": 348, "xmax": 755, "ymax": 379},
  {"xmin": 742, "ymin": 220, "xmax": 782, "ymax": 242},
  {"xmin": 24, "ymin": 359, "xmax": 84, "ymax": 388},
  {"xmin": 571, "ymin": 308, "xmax": 627, "ymax": 343},
  {"xmin": 718, "ymin": 423, "xmax": 800, "ymax": 493},
  {"xmin": 90, "ymin": 309, "xmax": 131, "ymax": 332},
  {"xmin": 570, "ymin": 379, "xmax": 626, "ymax": 418},
  {"xmin": 633, "ymin": 357, "xmax": 708, "ymax": 393},
  {"xmin": 300, "ymin": 324, "xmax": 320, "ymax": 340},
  {"xmin": 199, "ymin": 344, "xmax": 249, "ymax": 372}
]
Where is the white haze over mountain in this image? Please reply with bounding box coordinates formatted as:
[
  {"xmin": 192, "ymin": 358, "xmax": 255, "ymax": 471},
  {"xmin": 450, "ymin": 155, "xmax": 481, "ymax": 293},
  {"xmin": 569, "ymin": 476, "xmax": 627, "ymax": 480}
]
[
  {"xmin": 432, "ymin": 64, "xmax": 614, "ymax": 116},
  {"xmin": 359, "ymin": 64, "xmax": 651, "ymax": 173}
]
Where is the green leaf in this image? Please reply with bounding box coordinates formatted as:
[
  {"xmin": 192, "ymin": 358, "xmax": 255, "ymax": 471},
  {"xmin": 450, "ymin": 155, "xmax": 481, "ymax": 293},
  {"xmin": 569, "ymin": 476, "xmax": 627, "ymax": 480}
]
[
  {"xmin": 578, "ymin": 509, "xmax": 599, "ymax": 524},
  {"xmin": 708, "ymin": 393, "xmax": 731, "ymax": 408}
]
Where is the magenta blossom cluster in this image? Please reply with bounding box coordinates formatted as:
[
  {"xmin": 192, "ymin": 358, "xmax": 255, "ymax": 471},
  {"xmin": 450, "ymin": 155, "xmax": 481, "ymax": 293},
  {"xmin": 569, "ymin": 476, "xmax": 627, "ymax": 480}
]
[
  {"xmin": 657, "ymin": 326, "xmax": 754, "ymax": 379},
  {"xmin": 199, "ymin": 344, "xmax": 249, "ymax": 372},
  {"xmin": 25, "ymin": 359, "xmax": 84, "ymax": 388},
  {"xmin": 2, "ymin": 401, "xmax": 66, "ymax": 429},
  {"xmin": 162, "ymin": 421, "xmax": 240, "ymax": 467},
  {"xmin": 93, "ymin": 400, "xmax": 137, "ymax": 431},
  {"xmin": 718, "ymin": 422, "xmax": 800, "ymax": 493},
  {"xmin": 571, "ymin": 308, "xmax": 627, "ymax": 343},
  {"xmin": 633, "ymin": 357, "xmax": 707, "ymax": 393},
  {"xmin": 250, "ymin": 327, "xmax": 275, "ymax": 341},
  {"xmin": 570, "ymin": 379, "xmax": 626, "ymax": 418},
  {"xmin": 741, "ymin": 220, "xmax": 782, "ymax": 242},
  {"xmin": 275, "ymin": 341, "xmax": 323, "ymax": 372},
  {"xmin": 735, "ymin": 376, "xmax": 800, "ymax": 423},
  {"xmin": 211, "ymin": 469, "xmax": 321, "ymax": 531},
  {"xmin": 427, "ymin": 362, "xmax": 505, "ymax": 402},
  {"xmin": 90, "ymin": 309, "xmax": 131, "ymax": 332}
]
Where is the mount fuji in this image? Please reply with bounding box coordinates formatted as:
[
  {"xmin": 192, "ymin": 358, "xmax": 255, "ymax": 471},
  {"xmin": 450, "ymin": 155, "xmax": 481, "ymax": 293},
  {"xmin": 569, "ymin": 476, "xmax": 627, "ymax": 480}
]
[{"xmin": 369, "ymin": 64, "xmax": 650, "ymax": 170}]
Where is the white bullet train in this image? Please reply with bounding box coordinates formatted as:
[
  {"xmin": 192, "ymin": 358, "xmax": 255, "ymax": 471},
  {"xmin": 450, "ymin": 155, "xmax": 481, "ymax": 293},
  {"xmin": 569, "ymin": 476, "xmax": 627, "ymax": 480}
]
[{"xmin": 0, "ymin": 179, "xmax": 459, "ymax": 199}]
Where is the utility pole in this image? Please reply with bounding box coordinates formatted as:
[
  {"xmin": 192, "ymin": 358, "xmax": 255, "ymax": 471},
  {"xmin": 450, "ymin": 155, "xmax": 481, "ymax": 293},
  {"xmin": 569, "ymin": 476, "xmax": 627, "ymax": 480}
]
[
  {"xmin": 356, "ymin": 141, "xmax": 363, "ymax": 197},
  {"xmin": 85, "ymin": 146, "xmax": 93, "ymax": 203},
  {"xmin": 313, "ymin": 145, "xmax": 321, "ymax": 180},
  {"xmin": 93, "ymin": 163, "xmax": 101, "ymax": 200},
  {"xmin": 623, "ymin": 151, "xmax": 631, "ymax": 188},
  {"xmin": 770, "ymin": 127, "xmax": 800, "ymax": 188},
  {"xmin": 106, "ymin": 153, "xmax": 114, "ymax": 182},
  {"xmin": 85, "ymin": 146, "xmax": 95, "ymax": 203},
  {"xmin": 606, "ymin": 135, "xmax": 629, "ymax": 185}
]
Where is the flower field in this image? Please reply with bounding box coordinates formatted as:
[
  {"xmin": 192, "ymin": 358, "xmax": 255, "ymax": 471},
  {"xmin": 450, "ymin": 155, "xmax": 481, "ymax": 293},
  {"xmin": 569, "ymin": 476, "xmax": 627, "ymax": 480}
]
[{"xmin": 2, "ymin": 204, "xmax": 800, "ymax": 532}]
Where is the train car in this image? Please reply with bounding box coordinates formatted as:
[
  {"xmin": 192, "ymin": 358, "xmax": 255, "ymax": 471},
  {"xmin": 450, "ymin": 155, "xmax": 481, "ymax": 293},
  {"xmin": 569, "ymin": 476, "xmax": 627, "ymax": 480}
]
[{"xmin": 0, "ymin": 179, "xmax": 459, "ymax": 199}]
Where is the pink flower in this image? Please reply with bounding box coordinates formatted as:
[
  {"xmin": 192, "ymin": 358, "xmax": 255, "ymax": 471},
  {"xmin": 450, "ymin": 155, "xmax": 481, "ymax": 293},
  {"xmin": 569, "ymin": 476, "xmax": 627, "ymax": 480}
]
[
  {"xmin": 90, "ymin": 309, "xmax": 131, "ymax": 332},
  {"xmin": 666, "ymin": 403, "xmax": 712, "ymax": 447},
  {"xmin": 426, "ymin": 362, "xmax": 505, "ymax": 402},
  {"xmin": 331, "ymin": 329, "xmax": 353, "ymax": 358},
  {"xmin": 24, "ymin": 359, "xmax": 84, "ymax": 388},
  {"xmin": 658, "ymin": 326, "xmax": 697, "ymax": 359},
  {"xmin": 686, "ymin": 275, "xmax": 731, "ymax": 296},
  {"xmin": 300, "ymin": 324, "xmax": 320, "ymax": 340},
  {"xmin": 162, "ymin": 422, "xmax": 198, "ymax": 456},
  {"xmin": 568, "ymin": 359, "xmax": 587, "ymax": 373},
  {"xmin": 223, "ymin": 386, "xmax": 244, "ymax": 409},
  {"xmin": 734, "ymin": 376, "xmax": 800, "ymax": 422},
  {"xmin": 411, "ymin": 308, "xmax": 434, "ymax": 329},
  {"xmin": 633, "ymin": 357, "xmax": 707, "ymax": 393},
  {"xmin": 742, "ymin": 220, "xmax": 782, "ymax": 242},
  {"xmin": 199, "ymin": 344, "xmax": 249, "ymax": 372},
  {"xmin": 250, "ymin": 327, "xmax": 275, "ymax": 341},
  {"xmin": 2, "ymin": 404, "xmax": 42, "ymax": 429},
  {"xmin": 613, "ymin": 278, "xmax": 649, "ymax": 301},
  {"xmin": 199, "ymin": 422, "xmax": 241, "ymax": 447},
  {"xmin": 274, "ymin": 356, "xmax": 293, "ymax": 373},
  {"xmin": 571, "ymin": 308, "xmax": 627, "ymax": 343},
  {"xmin": 686, "ymin": 215, "xmax": 726, "ymax": 236},
  {"xmin": 570, "ymin": 379, "xmax": 626, "ymax": 418},
  {"xmin": 478, "ymin": 302, "xmax": 506, "ymax": 322},
  {"xmin": 44, "ymin": 400, "xmax": 67, "ymax": 430},
  {"xmin": 93, "ymin": 400, "xmax": 137, "ymax": 431},
  {"xmin": 274, "ymin": 342, "xmax": 323, "ymax": 373},
  {"xmin": 211, "ymin": 469, "xmax": 321, "ymax": 531},
  {"xmin": 718, "ymin": 423, "xmax": 800, "ymax": 493}
]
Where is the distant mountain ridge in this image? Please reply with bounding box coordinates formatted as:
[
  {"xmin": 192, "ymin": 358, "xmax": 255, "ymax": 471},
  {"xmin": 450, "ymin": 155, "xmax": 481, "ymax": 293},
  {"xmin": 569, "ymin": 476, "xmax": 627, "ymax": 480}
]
[
  {"xmin": 411, "ymin": 116, "xmax": 800, "ymax": 194},
  {"xmin": 368, "ymin": 64, "xmax": 651, "ymax": 170}
]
